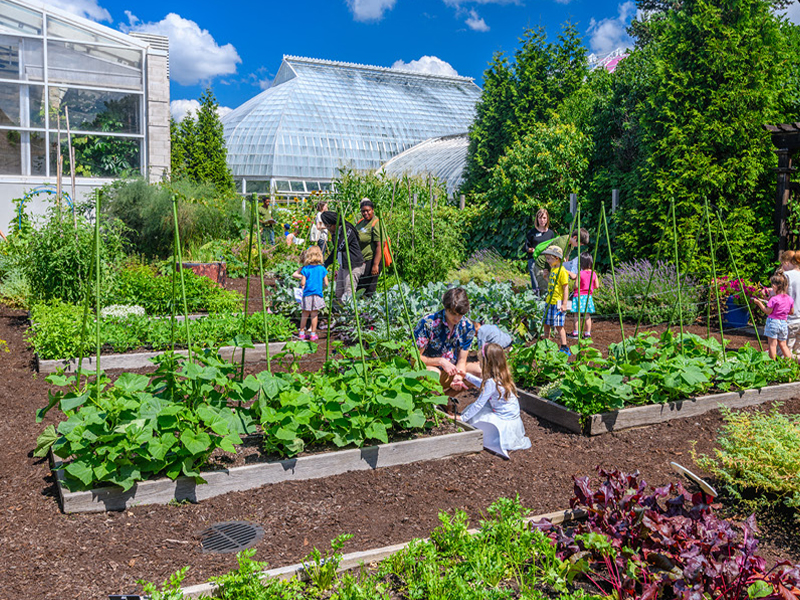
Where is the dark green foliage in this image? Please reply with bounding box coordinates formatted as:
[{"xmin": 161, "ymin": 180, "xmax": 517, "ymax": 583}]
[
  {"xmin": 108, "ymin": 262, "xmax": 242, "ymax": 315},
  {"xmin": 170, "ymin": 88, "xmax": 235, "ymax": 193},
  {"xmin": 23, "ymin": 211, "xmax": 126, "ymax": 305},
  {"xmin": 27, "ymin": 299, "xmax": 292, "ymax": 359},
  {"xmin": 462, "ymin": 22, "xmax": 588, "ymax": 196},
  {"xmin": 101, "ymin": 178, "xmax": 245, "ymax": 257}
]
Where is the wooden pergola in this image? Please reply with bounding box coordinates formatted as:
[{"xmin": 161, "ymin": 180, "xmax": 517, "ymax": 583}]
[{"xmin": 765, "ymin": 123, "xmax": 800, "ymax": 254}]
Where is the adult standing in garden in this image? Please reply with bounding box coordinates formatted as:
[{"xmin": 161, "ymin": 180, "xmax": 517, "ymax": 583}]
[
  {"xmin": 525, "ymin": 208, "xmax": 557, "ymax": 294},
  {"xmin": 310, "ymin": 200, "xmax": 329, "ymax": 255},
  {"xmin": 355, "ymin": 198, "xmax": 384, "ymax": 298},
  {"xmin": 321, "ymin": 211, "xmax": 365, "ymax": 302},
  {"xmin": 258, "ymin": 197, "xmax": 277, "ymax": 245},
  {"xmin": 413, "ymin": 287, "xmax": 481, "ymax": 395}
]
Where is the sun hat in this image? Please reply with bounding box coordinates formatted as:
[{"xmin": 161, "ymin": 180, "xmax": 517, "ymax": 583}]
[{"xmin": 541, "ymin": 245, "xmax": 563, "ymax": 260}]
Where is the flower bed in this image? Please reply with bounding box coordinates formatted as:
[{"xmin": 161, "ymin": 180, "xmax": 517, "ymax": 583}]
[{"xmin": 511, "ymin": 331, "xmax": 800, "ymax": 434}]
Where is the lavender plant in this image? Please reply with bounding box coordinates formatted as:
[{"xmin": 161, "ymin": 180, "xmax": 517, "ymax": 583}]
[{"xmin": 593, "ymin": 259, "xmax": 701, "ymax": 324}]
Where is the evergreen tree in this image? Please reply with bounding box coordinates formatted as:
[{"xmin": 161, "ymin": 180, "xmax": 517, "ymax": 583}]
[
  {"xmin": 462, "ymin": 52, "xmax": 516, "ymax": 194},
  {"xmin": 169, "ymin": 117, "xmax": 186, "ymax": 178}
]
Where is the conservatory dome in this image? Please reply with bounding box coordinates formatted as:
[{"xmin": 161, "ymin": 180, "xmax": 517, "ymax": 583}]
[
  {"xmin": 378, "ymin": 132, "xmax": 469, "ymax": 199},
  {"xmin": 222, "ymin": 56, "xmax": 482, "ymax": 197}
]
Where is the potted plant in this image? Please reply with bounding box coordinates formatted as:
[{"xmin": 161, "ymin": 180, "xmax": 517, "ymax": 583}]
[{"xmin": 716, "ymin": 276, "xmax": 761, "ymax": 328}]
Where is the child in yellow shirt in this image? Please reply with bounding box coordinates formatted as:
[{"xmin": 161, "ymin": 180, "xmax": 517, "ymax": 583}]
[{"xmin": 542, "ymin": 246, "xmax": 571, "ymax": 355}]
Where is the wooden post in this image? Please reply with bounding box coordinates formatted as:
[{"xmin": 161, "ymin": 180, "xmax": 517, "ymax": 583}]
[
  {"xmin": 459, "ymin": 194, "xmax": 465, "ymax": 210},
  {"xmin": 570, "ymin": 193, "xmax": 577, "ymax": 215},
  {"xmin": 774, "ymin": 147, "xmax": 793, "ymax": 256},
  {"xmin": 611, "ymin": 189, "xmax": 619, "ymax": 213},
  {"xmin": 412, "ymin": 192, "xmax": 417, "ymax": 253}
]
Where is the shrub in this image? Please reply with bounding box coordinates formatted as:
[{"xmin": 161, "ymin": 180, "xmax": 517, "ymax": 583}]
[
  {"xmin": 28, "ymin": 300, "xmax": 90, "ymax": 359},
  {"xmin": 694, "ymin": 406, "xmax": 800, "ymax": 514},
  {"xmin": 593, "ymin": 259, "xmax": 701, "ymax": 324},
  {"xmin": 0, "ymin": 267, "xmax": 30, "ymax": 308},
  {"xmin": 446, "ymin": 248, "xmax": 527, "ymax": 289},
  {"xmin": 109, "ymin": 261, "xmax": 242, "ymax": 315}
]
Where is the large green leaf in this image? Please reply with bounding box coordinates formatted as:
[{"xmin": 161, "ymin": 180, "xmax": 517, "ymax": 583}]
[{"xmin": 179, "ymin": 429, "xmax": 212, "ymax": 455}]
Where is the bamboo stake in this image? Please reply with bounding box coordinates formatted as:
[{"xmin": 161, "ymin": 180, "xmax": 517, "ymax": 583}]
[
  {"xmin": 172, "ymin": 197, "xmax": 192, "ymax": 360},
  {"xmin": 576, "ymin": 205, "xmax": 582, "ymax": 352},
  {"xmin": 715, "ymin": 209, "xmax": 764, "ymax": 351},
  {"xmin": 601, "ymin": 204, "xmax": 626, "ymax": 355},
  {"xmin": 341, "ymin": 219, "xmax": 369, "ymax": 386},
  {"xmin": 704, "ymin": 198, "xmax": 726, "ymax": 359},
  {"xmin": 253, "ymin": 195, "xmax": 272, "ymax": 371},
  {"xmin": 390, "ymin": 179, "xmax": 396, "ymax": 219},
  {"xmin": 634, "ymin": 216, "xmax": 669, "ymax": 337},
  {"xmin": 56, "ymin": 113, "xmax": 62, "ymax": 217},
  {"xmin": 411, "ymin": 192, "xmax": 416, "ymax": 253},
  {"xmin": 239, "ymin": 194, "xmax": 257, "ymax": 380},
  {"xmin": 670, "ymin": 199, "xmax": 685, "ymax": 354},
  {"xmin": 76, "ymin": 231, "xmax": 95, "ymax": 392},
  {"xmin": 94, "ymin": 189, "xmax": 101, "ymax": 403},
  {"xmin": 65, "ymin": 107, "xmax": 76, "ymax": 220},
  {"xmin": 325, "ymin": 211, "xmax": 342, "ymax": 362}
]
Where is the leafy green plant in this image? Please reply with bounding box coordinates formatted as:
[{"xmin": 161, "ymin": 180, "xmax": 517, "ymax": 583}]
[
  {"xmin": 138, "ymin": 566, "xmax": 189, "ymax": 600},
  {"xmin": 446, "ymin": 249, "xmax": 528, "ymax": 289},
  {"xmin": 513, "ymin": 331, "xmax": 800, "ymax": 416},
  {"xmin": 693, "ymin": 406, "xmax": 800, "ymax": 515},
  {"xmin": 208, "ymin": 548, "xmax": 304, "ymax": 600},
  {"xmin": 302, "ymin": 533, "xmax": 353, "ymax": 593}
]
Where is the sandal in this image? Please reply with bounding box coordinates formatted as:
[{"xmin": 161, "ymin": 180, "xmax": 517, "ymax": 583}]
[
  {"xmin": 568, "ymin": 330, "xmax": 579, "ymax": 338},
  {"xmin": 583, "ymin": 332, "xmax": 592, "ymax": 339}
]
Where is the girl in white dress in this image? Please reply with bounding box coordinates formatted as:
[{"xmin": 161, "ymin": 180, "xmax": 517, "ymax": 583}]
[{"xmin": 457, "ymin": 343, "xmax": 531, "ymax": 458}]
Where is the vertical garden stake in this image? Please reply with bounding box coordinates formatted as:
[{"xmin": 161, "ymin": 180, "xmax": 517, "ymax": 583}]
[
  {"xmin": 342, "ymin": 218, "xmax": 369, "ymax": 386},
  {"xmin": 715, "ymin": 209, "xmax": 763, "ymax": 351},
  {"xmin": 670, "ymin": 199, "xmax": 685, "ymax": 354},
  {"xmin": 94, "ymin": 189, "xmax": 101, "ymax": 403},
  {"xmin": 171, "ymin": 197, "xmax": 192, "ymax": 361},
  {"xmin": 76, "ymin": 232, "xmax": 96, "ymax": 392},
  {"xmin": 239, "ymin": 194, "xmax": 257, "ymax": 380},
  {"xmin": 704, "ymin": 198, "xmax": 726, "ymax": 359},
  {"xmin": 325, "ymin": 211, "xmax": 342, "ymax": 362},
  {"xmin": 576, "ymin": 205, "xmax": 582, "ymax": 352},
  {"xmin": 253, "ymin": 195, "xmax": 272, "ymax": 371},
  {"xmin": 634, "ymin": 213, "xmax": 669, "ymax": 337},
  {"xmin": 601, "ymin": 204, "xmax": 626, "ymax": 356}
]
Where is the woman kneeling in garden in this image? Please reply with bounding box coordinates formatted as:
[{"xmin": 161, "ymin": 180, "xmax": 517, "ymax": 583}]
[{"xmin": 413, "ymin": 287, "xmax": 481, "ymax": 394}]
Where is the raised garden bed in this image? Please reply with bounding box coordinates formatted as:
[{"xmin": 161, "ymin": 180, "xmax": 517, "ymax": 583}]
[
  {"xmin": 50, "ymin": 417, "xmax": 483, "ymax": 514},
  {"xmin": 36, "ymin": 341, "xmax": 288, "ymax": 374},
  {"xmin": 518, "ymin": 381, "xmax": 800, "ymax": 435}
]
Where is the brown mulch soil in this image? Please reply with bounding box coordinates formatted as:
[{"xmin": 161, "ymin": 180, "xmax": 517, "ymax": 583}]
[{"xmin": 1, "ymin": 308, "xmax": 797, "ymax": 599}]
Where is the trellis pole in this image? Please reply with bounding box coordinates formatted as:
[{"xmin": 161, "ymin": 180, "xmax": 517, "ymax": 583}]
[
  {"xmin": 670, "ymin": 199, "xmax": 685, "ymax": 354},
  {"xmin": 325, "ymin": 211, "xmax": 341, "ymax": 362},
  {"xmin": 601, "ymin": 204, "xmax": 626, "ymax": 356},
  {"xmin": 576, "ymin": 205, "xmax": 582, "ymax": 351},
  {"xmin": 715, "ymin": 209, "xmax": 763, "ymax": 351},
  {"xmin": 704, "ymin": 198, "xmax": 726, "ymax": 359},
  {"xmin": 253, "ymin": 194, "xmax": 272, "ymax": 371},
  {"xmin": 239, "ymin": 194, "xmax": 258, "ymax": 380},
  {"xmin": 633, "ymin": 214, "xmax": 669, "ymax": 337},
  {"xmin": 341, "ymin": 219, "xmax": 369, "ymax": 386},
  {"xmin": 171, "ymin": 197, "xmax": 192, "ymax": 361},
  {"xmin": 94, "ymin": 189, "xmax": 101, "ymax": 403}
]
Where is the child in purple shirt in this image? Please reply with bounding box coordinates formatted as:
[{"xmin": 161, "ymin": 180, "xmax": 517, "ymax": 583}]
[{"xmin": 753, "ymin": 273, "xmax": 795, "ymax": 360}]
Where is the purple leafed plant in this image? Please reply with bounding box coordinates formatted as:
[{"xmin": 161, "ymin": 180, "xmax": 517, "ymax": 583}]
[{"xmin": 533, "ymin": 468, "xmax": 800, "ymax": 600}]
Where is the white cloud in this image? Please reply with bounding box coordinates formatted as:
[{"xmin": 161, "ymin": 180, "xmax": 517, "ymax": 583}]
[
  {"xmin": 121, "ymin": 13, "xmax": 241, "ymax": 86},
  {"xmin": 346, "ymin": 0, "xmax": 397, "ymax": 22},
  {"xmin": 170, "ymin": 99, "xmax": 233, "ymax": 122},
  {"xmin": 465, "ymin": 9, "xmax": 490, "ymax": 31},
  {"xmin": 46, "ymin": 0, "xmax": 111, "ymax": 22},
  {"xmin": 587, "ymin": 1, "xmax": 636, "ymax": 55},
  {"xmin": 391, "ymin": 56, "xmax": 460, "ymax": 77}
]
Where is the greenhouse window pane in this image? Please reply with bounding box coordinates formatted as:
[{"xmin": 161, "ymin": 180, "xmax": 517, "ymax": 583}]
[
  {"xmin": 275, "ymin": 180, "xmax": 290, "ymax": 191},
  {"xmin": 0, "ymin": 81, "xmax": 44, "ymax": 127},
  {"xmin": 0, "ymin": 0, "xmax": 42, "ymax": 36},
  {"xmin": 0, "ymin": 128, "xmax": 45, "ymax": 174},
  {"xmin": 290, "ymin": 180, "xmax": 304, "ymax": 192},
  {"xmin": 46, "ymin": 16, "xmax": 125, "ymax": 47},
  {"xmin": 305, "ymin": 181, "xmax": 319, "ymax": 191},
  {"xmin": 51, "ymin": 134, "xmax": 140, "ymax": 178},
  {"xmin": 319, "ymin": 182, "xmax": 331, "ymax": 191},
  {"xmin": 0, "ymin": 35, "xmax": 43, "ymax": 81},
  {"xmin": 48, "ymin": 41, "xmax": 142, "ymax": 90},
  {"xmin": 247, "ymin": 180, "xmax": 271, "ymax": 194},
  {"xmin": 49, "ymin": 87, "xmax": 141, "ymax": 134}
]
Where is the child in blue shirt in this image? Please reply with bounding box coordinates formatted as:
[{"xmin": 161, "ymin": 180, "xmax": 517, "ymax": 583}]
[{"xmin": 292, "ymin": 246, "xmax": 328, "ymax": 341}]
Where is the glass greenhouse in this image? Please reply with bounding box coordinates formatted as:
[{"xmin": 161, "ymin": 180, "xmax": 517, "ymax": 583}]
[
  {"xmin": 0, "ymin": 0, "xmax": 169, "ymax": 228},
  {"xmin": 222, "ymin": 56, "xmax": 482, "ymax": 197},
  {"xmin": 379, "ymin": 133, "xmax": 469, "ymax": 199}
]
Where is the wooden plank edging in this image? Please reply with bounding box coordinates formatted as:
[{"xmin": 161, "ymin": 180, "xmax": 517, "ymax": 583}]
[
  {"xmin": 180, "ymin": 507, "xmax": 587, "ymax": 598},
  {"xmin": 36, "ymin": 341, "xmax": 288, "ymax": 374},
  {"xmin": 517, "ymin": 381, "xmax": 800, "ymax": 436},
  {"xmin": 52, "ymin": 420, "xmax": 483, "ymax": 514}
]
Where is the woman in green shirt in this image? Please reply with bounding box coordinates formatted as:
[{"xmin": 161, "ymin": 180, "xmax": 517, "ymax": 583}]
[{"xmin": 355, "ymin": 198, "xmax": 384, "ymax": 298}]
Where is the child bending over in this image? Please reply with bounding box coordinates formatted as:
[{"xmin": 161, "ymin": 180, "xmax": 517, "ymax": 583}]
[
  {"xmin": 292, "ymin": 246, "xmax": 328, "ymax": 341},
  {"xmin": 456, "ymin": 343, "xmax": 531, "ymax": 458},
  {"xmin": 753, "ymin": 272, "xmax": 794, "ymax": 360}
]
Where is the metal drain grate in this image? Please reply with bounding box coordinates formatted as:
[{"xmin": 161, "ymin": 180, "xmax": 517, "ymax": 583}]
[{"xmin": 198, "ymin": 521, "xmax": 264, "ymax": 554}]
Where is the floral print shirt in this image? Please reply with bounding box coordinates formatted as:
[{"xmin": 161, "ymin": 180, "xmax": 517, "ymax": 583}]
[{"xmin": 413, "ymin": 309, "xmax": 475, "ymax": 365}]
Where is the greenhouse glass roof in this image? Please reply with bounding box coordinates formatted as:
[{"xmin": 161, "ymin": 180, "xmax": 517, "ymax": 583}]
[
  {"xmin": 222, "ymin": 56, "xmax": 482, "ymax": 187},
  {"xmin": 378, "ymin": 133, "xmax": 469, "ymax": 198}
]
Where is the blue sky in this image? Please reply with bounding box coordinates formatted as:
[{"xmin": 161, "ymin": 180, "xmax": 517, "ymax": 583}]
[{"xmin": 48, "ymin": 0, "xmax": 642, "ymax": 119}]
